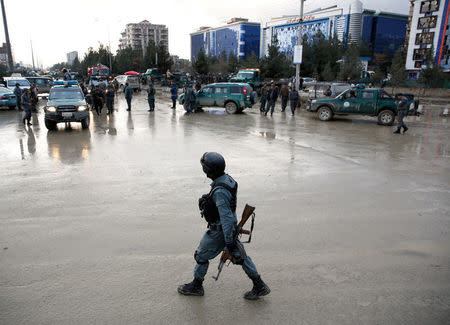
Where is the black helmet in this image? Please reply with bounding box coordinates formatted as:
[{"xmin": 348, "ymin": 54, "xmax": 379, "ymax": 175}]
[{"xmin": 201, "ymin": 152, "xmax": 225, "ymax": 179}]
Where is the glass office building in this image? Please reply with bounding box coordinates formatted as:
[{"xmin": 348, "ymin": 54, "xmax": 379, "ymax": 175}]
[
  {"xmin": 261, "ymin": 0, "xmax": 408, "ymax": 62},
  {"xmin": 190, "ymin": 18, "xmax": 260, "ymax": 62}
]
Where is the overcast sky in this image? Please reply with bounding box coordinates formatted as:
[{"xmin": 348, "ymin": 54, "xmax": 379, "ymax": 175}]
[{"xmin": 1, "ymin": 0, "xmax": 409, "ymax": 68}]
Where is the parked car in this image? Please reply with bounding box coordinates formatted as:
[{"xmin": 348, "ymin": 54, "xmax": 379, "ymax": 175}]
[
  {"xmin": 4, "ymin": 77, "xmax": 31, "ymax": 91},
  {"xmin": 44, "ymin": 81, "xmax": 89, "ymax": 130},
  {"xmin": 306, "ymin": 87, "xmax": 418, "ymax": 126},
  {"xmin": 179, "ymin": 83, "xmax": 253, "ymax": 114},
  {"xmin": 114, "ymin": 75, "xmax": 141, "ymax": 92},
  {"xmin": 0, "ymin": 86, "xmax": 17, "ymax": 109},
  {"xmin": 25, "ymin": 76, "xmax": 53, "ymax": 94}
]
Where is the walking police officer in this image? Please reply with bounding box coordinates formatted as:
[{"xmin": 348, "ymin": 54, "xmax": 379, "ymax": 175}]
[
  {"xmin": 178, "ymin": 152, "xmax": 270, "ymax": 300},
  {"xmin": 147, "ymin": 82, "xmax": 156, "ymax": 112},
  {"xmin": 394, "ymin": 93, "xmax": 409, "ymax": 134},
  {"xmin": 280, "ymin": 84, "xmax": 289, "ymax": 112},
  {"xmin": 265, "ymin": 84, "xmax": 278, "ymax": 116},
  {"xmin": 289, "ymin": 86, "xmax": 299, "ymax": 116},
  {"xmin": 260, "ymin": 84, "xmax": 268, "ymax": 112}
]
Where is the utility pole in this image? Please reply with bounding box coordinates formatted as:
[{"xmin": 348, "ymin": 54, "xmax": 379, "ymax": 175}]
[
  {"xmin": 1, "ymin": 0, "xmax": 14, "ymax": 71},
  {"xmin": 295, "ymin": 0, "xmax": 305, "ymax": 91},
  {"xmin": 30, "ymin": 40, "xmax": 35, "ymax": 70}
]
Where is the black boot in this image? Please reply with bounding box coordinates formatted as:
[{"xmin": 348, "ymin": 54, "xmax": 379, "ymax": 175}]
[
  {"xmin": 403, "ymin": 126, "xmax": 408, "ymax": 133},
  {"xmin": 244, "ymin": 276, "xmax": 270, "ymax": 300},
  {"xmin": 393, "ymin": 128, "xmax": 401, "ymax": 134},
  {"xmin": 177, "ymin": 278, "xmax": 204, "ymax": 296}
]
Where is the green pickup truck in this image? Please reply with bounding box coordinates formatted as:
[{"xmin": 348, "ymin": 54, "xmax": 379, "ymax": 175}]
[{"xmin": 306, "ymin": 88, "xmax": 418, "ymax": 126}]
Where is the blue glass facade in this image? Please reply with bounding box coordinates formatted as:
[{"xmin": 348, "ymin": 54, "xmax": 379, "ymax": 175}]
[
  {"xmin": 191, "ymin": 23, "xmax": 260, "ymax": 62},
  {"xmin": 361, "ymin": 14, "xmax": 408, "ymax": 60}
]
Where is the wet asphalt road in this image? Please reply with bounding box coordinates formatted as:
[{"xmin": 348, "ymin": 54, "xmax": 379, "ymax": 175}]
[{"xmin": 0, "ymin": 91, "xmax": 449, "ymax": 324}]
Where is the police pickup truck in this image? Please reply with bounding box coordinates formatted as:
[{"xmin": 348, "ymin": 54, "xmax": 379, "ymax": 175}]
[
  {"xmin": 306, "ymin": 87, "xmax": 419, "ymax": 126},
  {"xmin": 44, "ymin": 81, "xmax": 90, "ymax": 130}
]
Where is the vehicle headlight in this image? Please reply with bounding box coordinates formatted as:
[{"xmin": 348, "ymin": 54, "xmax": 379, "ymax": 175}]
[
  {"xmin": 77, "ymin": 105, "xmax": 87, "ymax": 111},
  {"xmin": 311, "ymin": 100, "xmax": 317, "ymax": 104},
  {"xmin": 46, "ymin": 106, "xmax": 56, "ymax": 112}
]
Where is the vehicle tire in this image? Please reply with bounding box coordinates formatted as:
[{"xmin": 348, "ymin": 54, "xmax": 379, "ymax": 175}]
[
  {"xmin": 377, "ymin": 109, "xmax": 395, "ymax": 126},
  {"xmin": 317, "ymin": 106, "xmax": 333, "ymax": 121},
  {"xmin": 81, "ymin": 117, "xmax": 90, "ymax": 129},
  {"xmin": 225, "ymin": 101, "xmax": 238, "ymax": 114},
  {"xmin": 45, "ymin": 119, "xmax": 57, "ymax": 130},
  {"xmin": 8, "ymin": 106, "xmax": 15, "ymax": 110}
]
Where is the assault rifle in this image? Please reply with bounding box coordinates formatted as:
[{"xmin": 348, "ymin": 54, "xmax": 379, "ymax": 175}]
[{"xmin": 212, "ymin": 204, "xmax": 255, "ymax": 281}]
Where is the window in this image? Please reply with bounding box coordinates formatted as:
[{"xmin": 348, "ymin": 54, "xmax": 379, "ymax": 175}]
[
  {"xmin": 413, "ymin": 48, "xmax": 432, "ymax": 60},
  {"xmin": 8, "ymin": 80, "xmax": 30, "ymax": 87},
  {"xmin": 415, "ymin": 32, "xmax": 434, "ymax": 45},
  {"xmin": 202, "ymin": 87, "xmax": 213, "ymax": 94},
  {"xmin": 380, "ymin": 91, "xmax": 393, "ymax": 100},
  {"xmin": 420, "ymin": 0, "xmax": 440, "ymax": 13},
  {"xmin": 418, "ymin": 16, "xmax": 438, "ymax": 29},
  {"xmin": 49, "ymin": 88, "xmax": 84, "ymax": 100},
  {"xmin": 361, "ymin": 91, "xmax": 375, "ymax": 100},
  {"xmin": 230, "ymin": 86, "xmax": 241, "ymax": 94},
  {"xmin": 214, "ymin": 87, "xmax": 228, "ymax": 94}
]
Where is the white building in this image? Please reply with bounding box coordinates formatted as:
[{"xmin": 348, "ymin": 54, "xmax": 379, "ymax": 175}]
[
  {"xmin": 405, "ymin": 0, "xmax": 450, "ymax": 77},
  {"xmin": 119, "ymin": 20, "xmax": 169, "ymax": 52},
  {"xmin": 66, "ymin": 51, "xmax": 78, "ymax": 65}
]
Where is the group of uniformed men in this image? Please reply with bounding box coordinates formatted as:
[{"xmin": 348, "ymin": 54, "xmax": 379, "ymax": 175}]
[{"xmin": 260, "ymin": 83, "xmax": 300, "ymax": 116}]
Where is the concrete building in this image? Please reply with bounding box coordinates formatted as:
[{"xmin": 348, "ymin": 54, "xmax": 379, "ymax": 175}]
[
  {"xmin": 0, "ymin": 43, "xmax": 9, "ymax": 67},
  {"xmin": 190, "ymin": 18, "xmax": 260, "ymax": 62},
  {"xmin": 261, "ymin": 0, "xmax": 408, "ymax": 61},
  {"xmin": 405, "ymin": 0, "xmax": 450, "ymax": 78},
  {"xmin": 119, "ymin": 20, "xmax": 169, "ymax": 52},
  {"xmin": 66, "ymin": 51, "xmax": 78, "ymax": 65}
]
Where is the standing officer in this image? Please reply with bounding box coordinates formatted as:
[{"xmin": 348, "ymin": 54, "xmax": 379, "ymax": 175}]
[
  {"xmin": 260, "ymin": 84, "xmax": 268, "ymax": 112},
  {"xmin": 92, "ymin": 85, "xmax": 104, "ymax": 116},
  {"xmin": 21, "ymin": 89, "xmax": 32, "ymax": 125},
  {"xmin": 62, "ymin": 68, "xmax": 72, "ymax": 81},
  {"xmin": 30, "ymin": 84, "xmax": 39, "ymax": 112},
  {"xmin": 105, "ymin": 84, "xmax": 115, "ymax": 115},
  {"xmin": 264, "ymin": 84, "xmax": 278, "ymax": 116},
  {"xmin": 280, "ymin": 84, "xmax": 289, "ymax": 112},
  {"xmin": 289, "ymin": 86, "xmax": 299, "ymax": 116},
  {"xmin": 147, "ymin": 82, "xmax": 156, "ymax": 112},
  {"xmin": 170, "ymin": 83, "xmax": 178, "ymax": 109},
  {"xmin": 394, "ymin": 93, "xmax": 409, "ymax": 134},
  {"xmin": 124, "ymin": 83, "xmax": 133, "ymax": 111},
  {"xmin": 14, "ymin": 83, "xmax": 22, "ymax": 110},
  {"xmin": 178, "ymin": 152, "xmax": 270, "ymax": 300}
]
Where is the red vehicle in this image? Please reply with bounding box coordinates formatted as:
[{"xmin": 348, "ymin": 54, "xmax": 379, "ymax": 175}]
[{"xmin": 87, "ymin": 65, "xmax": 110, "ymax": 78}]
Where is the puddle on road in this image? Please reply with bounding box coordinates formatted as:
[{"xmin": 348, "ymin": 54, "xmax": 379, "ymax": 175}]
[{"xmin": 259, "ymin": 131, "xmax": 276, "ymax": 139}]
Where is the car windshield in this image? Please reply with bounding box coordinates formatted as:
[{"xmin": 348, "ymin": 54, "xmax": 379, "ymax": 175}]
[
  {"xmin": 8, "ymin": 80, "xmax": 29, "ymax": 87},
  {"xmin": 92, "ymin": 68, "xmax": 109, "ymax": 76},
  {"xmin": 237, "ymin": 72, "xmax": 255, "ymax": 79},
  {"xmin": 127, "ymin": 76, "xmax": 139, "ymax": 81},
  {"xmin": 49, "ymin": 88, "xmax": 84, "ymax": 100}
]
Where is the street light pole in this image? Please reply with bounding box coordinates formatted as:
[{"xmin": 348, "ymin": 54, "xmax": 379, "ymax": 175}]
[
  {"xmin": 0, "ymin": 0, "xmax": 14, "ymax": 72},
  {"xmin": 295, "ymin": 0, "xmax": 304, "ymax": 91}
]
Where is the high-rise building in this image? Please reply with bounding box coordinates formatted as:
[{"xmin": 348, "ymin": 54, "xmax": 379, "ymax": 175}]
[
  {"xmin": 405, "ymin": 0, "xmax": 450, "ymax": 78},
  {"xmin": 190, "ymin": 18, "xmax": 261, "ymax": 62},
  {"xmin": 66, "ymin": 51, "xmax": 78, "ymax": 65},
  {"xmin": 119, "ymin": 20, "xmax": 169, "ymax": 52},
  {"xmin": 0, "ymin": 42, "xmax": 9, "ymax": 66},
  {"xmin": 261, "ymin": 0, "xmax": 408, "ymax": 61}
]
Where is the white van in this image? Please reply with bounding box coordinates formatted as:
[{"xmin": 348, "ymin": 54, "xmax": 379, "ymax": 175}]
[
  {"xmin": 5, "ymin": 77, "xmax": 31, "ymax": 91},
  {"xmin": 114, "ymin": 75, "xmax": 141, "ymax": 92}
]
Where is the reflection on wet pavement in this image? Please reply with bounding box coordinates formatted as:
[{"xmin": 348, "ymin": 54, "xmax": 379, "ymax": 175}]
[{"xmin": 0, "ymin": 93, "xmax": 448, "ymax": 324}]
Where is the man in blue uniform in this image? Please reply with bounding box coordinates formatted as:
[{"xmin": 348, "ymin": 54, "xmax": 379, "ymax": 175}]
[
  {"xmin": 170, "ymin": 83, "xmax": 178, "ymax": 109},
  {"xmin": 124, "ymin": 83, "xmax": 133, "ymax": 111},
  {"xmin": 14, "ymin": 83, "xmax": 22, "ymax": 110},
  {"xmin": 394, "ymin": 93, "xmax": 409, "ymax": 134},
  {"xmin": 147, "ymin": 82, "xmax": 155, "ymax": 112},
  {"xmin": 178, "ymin": 152, "xmax": 270, "ymax": 300}
]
